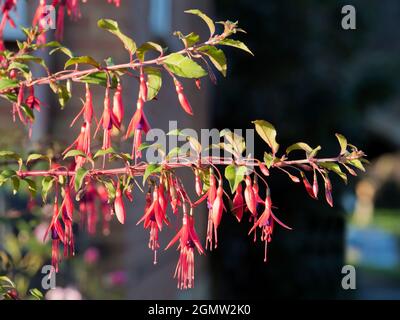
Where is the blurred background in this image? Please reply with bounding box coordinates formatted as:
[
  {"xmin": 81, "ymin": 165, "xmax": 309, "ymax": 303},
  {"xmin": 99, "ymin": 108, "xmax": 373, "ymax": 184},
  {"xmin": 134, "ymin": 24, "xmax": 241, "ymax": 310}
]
[{"xmin": 0, "ymin": 0, "xmax": 399, "ymax": 299}]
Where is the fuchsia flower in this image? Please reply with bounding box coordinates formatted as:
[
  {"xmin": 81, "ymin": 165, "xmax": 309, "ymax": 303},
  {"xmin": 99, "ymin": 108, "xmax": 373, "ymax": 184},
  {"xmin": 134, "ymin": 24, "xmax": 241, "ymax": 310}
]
[
  {"xmin": 165, "ymin": 212, "xmax": 204, "ymax": 289},
  {"xmin": 0, "ymin": 0, "xmax": 17, "ymax": 44},
  {"xmin": 232, "ymin": 183, "xmax": 244, "ymax": 222},
  {"xmin": 205, "ymin": 172, "xmax": 217, "ymax": 250},
  {"xmin": 174, "ymin": 79, "xmax": 193, "ymax": 115},
  {"xmin": 139, "ymin": 67, "xmax": 148, "ymax": 102},
  {"xmin": 249, "ymin": 191, "xmax": 292, "ymax": 262},
  {"xmin": 137, "ymin": 182, "xmax": 169, "ymax": 264},
  {"xmin": 61, "ymin": 185, "xmax": 75, "ymax": 257},
  {"xmin": 114, "ymin": 182, "xmax": 126, "ymax": 224},
  {"xmin": 112, "ymin": 82, "xmax": 124, "ymax": 129},
  {"xmin": 97, "ymin": 184, "xmax": 112, "ymax": 235},
  {"xmin": 194, "ymin": 169, "xmax": 202, "ymax": 196},
  {"xmin": 126, "ymin": 96, "xmax": 151, "ymax": 159},
  {"xmin": 244, "ymin": 176, "xmax": 257, "ymax": 217}
]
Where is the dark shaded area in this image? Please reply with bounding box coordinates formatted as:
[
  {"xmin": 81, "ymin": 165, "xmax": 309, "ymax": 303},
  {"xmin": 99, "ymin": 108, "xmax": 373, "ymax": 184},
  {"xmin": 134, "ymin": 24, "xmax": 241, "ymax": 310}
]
[{"xmin": 211, "ymin": 0, "xmax": 400, "ymax": 299}]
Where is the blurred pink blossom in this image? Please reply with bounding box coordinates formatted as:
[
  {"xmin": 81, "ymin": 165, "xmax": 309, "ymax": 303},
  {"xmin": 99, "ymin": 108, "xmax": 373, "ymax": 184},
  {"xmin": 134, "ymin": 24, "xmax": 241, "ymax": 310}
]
[{"xmin": 84, "ymin": 247, "xmax": 100, "ymax": 265}]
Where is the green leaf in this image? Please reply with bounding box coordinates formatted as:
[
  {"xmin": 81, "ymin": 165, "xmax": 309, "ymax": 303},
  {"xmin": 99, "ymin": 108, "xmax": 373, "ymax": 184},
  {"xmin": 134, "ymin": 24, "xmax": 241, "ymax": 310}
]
[
  {"xmin": 264, "ymin": 152, "xmax": 274, "ymax": 169},
  {"xmin": 167, "ymin": 128, "xmax": 185, "ymax": 136},
  {"xmin": 219, "ymin": 39, "xmax": 254, "ymax": 55},
  {"xmin": 143, "ymin": 66, "xmax": 162, "ymax": 101},
  {"xmin": 0, "ymin": 276, "xmax": 15, "ymax": 288},
  {"xmin": 163, "ymin": 53, "xmax": 207, "ymax": 78},
  {"xmin": 63, "ymin": 149, "xmax": 87, "ymax": 160},
  {"xmin": 65, "ymin": 56, "xmax": 100, "ymax": 69},
  {"xmin": 137, "ymin": 42, "xmax": 163, "ymax": 61},
  {"xmin": 8, "ymin": 62, "xmax": 30, "ymax": 75},
  {"xmin": 49, "ymin": 45, "xmax": 74, "ymax": 58},
  {"xmin": 185, "ymin": 9, "xmax": 215, "ymax": 36},
  {"xmin": 102, "ymin": 179, "xmax": 116, "ymax": 201},
  {"xmin": 308, "ymin": 146, "xmax": 321, "ymax": 159},
  {"xmin": 198, "ymin": 45, "xmax": 227, "ymax": 77},
  {"xmin": 225, "ymin": 165, "xmax": 247, "ymax": 193},
  {"xmin": 75, "ymin": 167, "xmax": 89, "ymax": 192},
  {"xmin": 26, "ymin": 153, "xmax": 49, "ymax": 165},
  {"xmin": 57, "ymin": 84, "xmax": 72, "ymax": 108},
  {"xmin": 319, "ymin": 162, "xmax": 348, "ymax": 183},
  {"xmin": 11, "ymin": 176, "xmax": 20, "ymax": 195},
  {"xmin": 1, "ymin": 170, "xmax": 16, "ymax": 180},
  {"xmin": 183, "ymin": 32, "xmax": 200, "ymax": 47},
  {"xmin": 220, "ymin": 129, "xmax": 245, "ymax": 155},
  {"xmin": 0, "ymin": 79, "xmax": 18, "ymax": 91},
  {"xmin": 29, "ymin": 288, "xmax": 43, "ymax": 300},
  {"xmin": 335, "ymin": 133, "xmax": 348, "ymax": 155},
  {"xmin": 143, "ymin": 163, "xmax": 161, "ymax": 185},
  {"xmin": 98, "ymin": 19, "xmax": 137, "ymax": 55},
  {"xmin": 347, "ymin": 158, "xmax": 365, "ymax": 172},
  {"xmin": 41, "ymin": 176, "xmax": 54, "ymax": 202},
  {"xmin": 80, "ymin": 71, "xmax": 118, "ymax": 88},
  {"xmin": 93, "ymin": 147, "xmax": 116, "ymax": 159},
  {"xmin": 16, "ymin": 55, "xmax": 46, "ymax": 68},
  {"xmin": 0, "ymin": 150, "xmax": 21, "ymax": 162},
  {"xmin": 23, "ymin": 178, "xmax": 37, "ymax": 197},
  {"xmin": 167, "ymin": 147, "xmax": 183, "ymax": 159},
  {"xmin": 253, "ymin": 120, "xmax": 279, "ymax": 154},
  {"xmin": 286, "ymin": 142, "xmax": 313, "ymax": 155}
]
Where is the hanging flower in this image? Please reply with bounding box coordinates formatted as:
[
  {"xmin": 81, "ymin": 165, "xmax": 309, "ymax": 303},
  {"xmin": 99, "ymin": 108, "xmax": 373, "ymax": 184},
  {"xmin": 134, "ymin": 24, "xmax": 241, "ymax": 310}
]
[
  {"xmin": 244, "ymin": 176, "xmax": 257, "ymax": 217},
  {"xmin": 232, "ymin": 183, "xmax": 244, "ymax": 222},
  {"xmin": 114, "ymin": 182, "xmax": 126, "ymax": 224},
  {"xmin": 165, "ymin": 211, "xmax": 204, "ymax": 289},
  {"xmin": 249, "ymin": 192, "xmax": 292, "ymax": 262}
]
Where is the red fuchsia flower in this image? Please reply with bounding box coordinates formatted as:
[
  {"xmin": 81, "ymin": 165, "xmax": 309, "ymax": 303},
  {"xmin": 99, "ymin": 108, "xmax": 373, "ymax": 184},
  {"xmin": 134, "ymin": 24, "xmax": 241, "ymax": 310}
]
[
  {"xmin": 12, "ymin": 84, "xmax": 26, "ymax": 124},
  {"xmin": 249, "ymin": 191, "xmax": 292, "ymax": 262},
  {"xmin": 32, "ymin": 0, "xmax": 51, "ymax": 45},
  {"xmin": 97, "ymin": 184, "xmax": 112, "ymax": 235},
  {"xmin": 232, "ymin": 183, "xmax": 244, "ymax": 222},
  {"xmin": 301, "ymin": 172, "xmax": 317, "ymax": 199},
  {"xmin": 194, "ymin": 169, "xmax": 202, "ymax": 196},
  {"xmin": 168, "ymin": 175, "xmax": 180, "ymax": 214},
  {"xmin": 210, "ymin": 180, "xmax": 224, "ymax": 249},
  {"xmin": 0, "ymin": 0, "xmax": 17, "ymax": 46},
  {"xmin": 61, "ymin": 185, "xmax": 75, "ymax": 257},
  {"xmin": 174, "ymin": 79, "xmax": 193, "ymax": 115},
  {"xmin": 139, "ymin": 67, "xmax": 148, "ymax": 102},
  {"xmin": 312, "ymin": 169, "xmax": 319, "ymax": 199},
  {"xmin": 125, "ymin": 96, "xmax": 151, "ymax": 159},
  {"xmin": 138, "ymin": 191, "xmax": 159, "ymax": 263},
  {"xmin": 114, "ymin": 182, "xmax": 126, "ymax": 224},
  {"xmin": 259, "ymin": 162, "xmax": 270, "ymax": 176},
  {"xmin": 324, "ymin": 176, "xmax": 333, "ymax": 207},
  {"xmin": 252, "ymin": 177, "xmax": 265, "ymax": 205},
  {"xmin": 54, "ymin": 0, "xmax": 66, "ymax": 40},
  {"xmin": 195, "ymin": 79, "xmax": 201, "ymax": 90},
  {"xmin": 137, "ymin": 184, "xmax": 170, "ymax": 263},
  {"xmin": 244, "ymin": 176, "xmax": 257, "ymax": 218},
  {"xmin": 79, "ymin": 182, "xmax": 97, "ymax": 234},
  {"xmin": 112, "ymin": 82, "xmax": 124, "ymax": 129},
  {"xmin": 205, "ymin": 172, "xmax": 217, "ymax": 249},
  {"xmin": 43, "ymin": 199, "xmax": 65, "ymax": 272},
  {"xmin": 26, "ymin": 86, "xmax": 41, "ymax": 111},
  {"xmin": 165, "ymin": 211, "xmax": 204, "ymax": 290}
]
